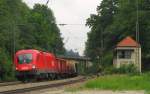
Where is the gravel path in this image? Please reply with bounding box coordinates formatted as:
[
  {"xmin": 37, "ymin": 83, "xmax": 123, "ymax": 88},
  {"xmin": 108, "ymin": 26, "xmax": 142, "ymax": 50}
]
[{"xmin": 42, "ymin": 90, "xmax": 145, "ymax": 94}]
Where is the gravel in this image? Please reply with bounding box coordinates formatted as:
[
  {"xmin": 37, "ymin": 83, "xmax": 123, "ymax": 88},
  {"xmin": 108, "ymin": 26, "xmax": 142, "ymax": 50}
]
[{"xmin": 42, "ymin": 90, "xmax": 145, "ymax": 94}]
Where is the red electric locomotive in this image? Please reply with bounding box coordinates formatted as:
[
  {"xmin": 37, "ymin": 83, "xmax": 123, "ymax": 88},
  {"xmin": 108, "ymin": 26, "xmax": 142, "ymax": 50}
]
[{"xmin": 14, "ymin": 49, "xmax": 76, "ymax": 82}]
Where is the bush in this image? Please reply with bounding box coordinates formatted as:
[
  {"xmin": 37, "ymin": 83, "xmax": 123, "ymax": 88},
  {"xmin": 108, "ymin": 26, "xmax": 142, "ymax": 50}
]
[
  {"xmin": 102, "ymin": 51, "xmax": 113, "ymax": 67},
  {"xmin": 103, "ymin": 64, "xmax": 139, "ymax": 75},
  {"xmin": 85, "ymin": 61, "xmax": 100, "ymax": 75},
  {"xmin": 103, "ymin": 66, "xmax": 117, "ymax": 74},
  {"xmin": 0, "ymin": 50, "xmax": 16, "ymax": 81},
  {"xmin": 116, "ymin": 64, "xmax": 139, "ymax": 74}
]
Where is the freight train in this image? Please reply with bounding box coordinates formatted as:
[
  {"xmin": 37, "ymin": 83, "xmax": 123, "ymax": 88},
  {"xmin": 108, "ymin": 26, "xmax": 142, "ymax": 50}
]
[{"xmin": 13, "ymin": 49, "xmax": 77, "ymax": 82}]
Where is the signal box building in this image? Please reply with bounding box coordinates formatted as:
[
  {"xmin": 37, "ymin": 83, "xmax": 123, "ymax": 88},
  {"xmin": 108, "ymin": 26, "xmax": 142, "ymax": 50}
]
[{"xmin": 113, "ymin": 36, "xmax": 141, "ymax": 72}]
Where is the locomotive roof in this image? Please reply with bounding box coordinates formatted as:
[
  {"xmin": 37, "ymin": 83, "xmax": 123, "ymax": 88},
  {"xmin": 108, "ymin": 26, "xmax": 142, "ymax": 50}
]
[
  {"xmin": 16, "ymin": 49, "xmax": 39, "ymax": 54},
  {"xmin": 16, "ymin": 49, "xmax": 55, "ymax": 57}
]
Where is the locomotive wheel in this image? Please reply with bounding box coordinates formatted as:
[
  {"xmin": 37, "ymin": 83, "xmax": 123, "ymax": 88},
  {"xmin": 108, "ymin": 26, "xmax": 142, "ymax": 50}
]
[
  {"xmin": 56, "ymin": 74, "xmax": 61, "ymax": 80},
  {"xmin": 51, "ymin": 74, "xmax": 55, "ymax": 80},
  {"xmin": 45, "ymin": 73, "xmax": 49, "ymax": 80},
  {"xmin": 48, "ymin": 73, "xmax": 56, "ymax": 80}
]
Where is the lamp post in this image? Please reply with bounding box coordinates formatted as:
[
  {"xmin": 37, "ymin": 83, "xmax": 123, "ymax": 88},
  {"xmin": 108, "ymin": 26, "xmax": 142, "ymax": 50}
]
[
  {"xmin": 136, "ymin": 0, "xmax": 141, "ymax": 73},
  {"xmin": 136, "ymin": 0, "xmax": 139, "ymax": 43}
]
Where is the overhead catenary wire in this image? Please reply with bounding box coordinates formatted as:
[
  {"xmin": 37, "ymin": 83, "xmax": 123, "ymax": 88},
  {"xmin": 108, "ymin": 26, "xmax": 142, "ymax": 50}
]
[{"xmin": 58, "ymin": 23, "xmax": 85, "ymax": 26}]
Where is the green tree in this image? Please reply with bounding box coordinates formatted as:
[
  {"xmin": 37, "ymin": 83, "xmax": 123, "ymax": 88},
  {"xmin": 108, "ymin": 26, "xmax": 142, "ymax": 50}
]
[
  {"xmin": 0, "ymin": 0, "xmax": 65, "ymax": 80},
  {"xmin": 86, "ymin": 0, "xmax": 150, "ymax": 70},
  {"xmin": 28, "ymin": 4, "xmax": 65, "ymax": 55},
  {"xmin": 107, "ymin": 0, "xmax": 150, "ymax": 58},
  {"xmin": 85, "ymin": 0, "xmax": 118, "ymax": 59}
]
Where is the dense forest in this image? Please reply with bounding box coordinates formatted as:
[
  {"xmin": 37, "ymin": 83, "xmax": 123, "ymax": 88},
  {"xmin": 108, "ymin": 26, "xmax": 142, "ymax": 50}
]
[
  {"xmin": 85, "ymin": 0, "xmax": 150, "ymax": 70},
  {"xmin": 0, "ymin": 0, "xmax": 65, "ymax": 80}
]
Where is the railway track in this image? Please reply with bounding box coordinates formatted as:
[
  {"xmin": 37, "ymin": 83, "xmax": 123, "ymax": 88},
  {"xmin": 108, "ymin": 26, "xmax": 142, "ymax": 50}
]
[
  {"xmin": 0, "ymin": 76, "xmax": 86, "ymax": 94},
  {"xmin": 0, "ymin": 81, "xmax": 21, "ymax": 87}
]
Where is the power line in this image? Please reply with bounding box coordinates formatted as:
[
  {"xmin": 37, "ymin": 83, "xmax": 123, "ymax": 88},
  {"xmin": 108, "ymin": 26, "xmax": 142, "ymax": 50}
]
[{"xmin": 58, "ymin": 23, "xmax": 85, "ymax": 26}]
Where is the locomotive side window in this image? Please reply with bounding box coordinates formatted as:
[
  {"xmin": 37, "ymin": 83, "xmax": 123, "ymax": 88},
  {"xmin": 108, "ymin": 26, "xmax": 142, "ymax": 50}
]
[{"xmin": 18, "ymin": 54, "xmax": 32, "ymax": 64}]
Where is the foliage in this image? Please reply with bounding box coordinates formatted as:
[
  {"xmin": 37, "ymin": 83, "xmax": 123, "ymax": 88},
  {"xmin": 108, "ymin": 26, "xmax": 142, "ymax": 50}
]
[
  {"xmin": 0, "ymin": 50, "xmax": 16, "ymax": 81},
  {"xmin": 101, "ymin": 51, "xmax": 113, "ymax": 67},
  {"xmin": 85, "ymin": 62, "xmax": 100, "ymax": 75},
  {"xmin": 85, "ymin": 0, "xmax": 150, "ymax": 70},
  {"xmin": 0, "ymin": 0, "xmax": 65, "ymax": 80},
  {"xmin": 84, "ymin": 74, "xmax": 150, "ymax": 91},
  {"xmin": 116, "ymin": 64, "xmax": 139, "ymax": 74},
  {"xmin": 28, "ymin": 4, "xmax": 65, "ymax": 55},
  {"xmin": 103, "ymin": 64, "xmax": 139, "ymax": 75},
  {"xmin": 65, "ymin": 49, "xmax": 80, "ymax": 57},
  {"xmin": 85, "ymin": 0, "xmax": 118, "ymax": 59},
  {"xmin": 103, "ymin": 66, "xmax": 117, "ymax": 74},
  {"xmin": 84, "ymin": 51, "xmax": 113, "ymax": 75}
]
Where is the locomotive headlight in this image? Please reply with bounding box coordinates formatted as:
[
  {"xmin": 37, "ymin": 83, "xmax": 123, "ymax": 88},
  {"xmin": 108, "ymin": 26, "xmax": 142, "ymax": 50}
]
[
  {"xmin": 15, "ymin": 67, "xmax": 18, "ymax": 70},
  {"xmin": 32, "ymin": 65, "xmax": 36, "ymax": 69}
]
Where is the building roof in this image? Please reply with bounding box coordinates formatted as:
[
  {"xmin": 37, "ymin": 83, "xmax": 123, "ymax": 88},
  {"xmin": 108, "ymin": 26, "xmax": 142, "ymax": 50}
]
[{"xmin": 117, "ymin": 36, "xmax": 140, "ymax": 47}]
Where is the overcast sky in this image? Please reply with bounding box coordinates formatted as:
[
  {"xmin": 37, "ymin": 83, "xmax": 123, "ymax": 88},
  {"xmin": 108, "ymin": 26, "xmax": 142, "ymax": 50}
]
[{"xmin": 22, "ymin": 0, "xmax": 101, "ymax": 55}]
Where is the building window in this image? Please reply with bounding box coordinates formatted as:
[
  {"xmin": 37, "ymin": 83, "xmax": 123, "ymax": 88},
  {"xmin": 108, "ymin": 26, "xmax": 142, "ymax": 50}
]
[
  {"xmin": 125, "ymin": 51, "xmax": 132, "ymax": 59},
  {"xmin": 118, "ymin": 50, "xmax": 132, "ymax": 59}
]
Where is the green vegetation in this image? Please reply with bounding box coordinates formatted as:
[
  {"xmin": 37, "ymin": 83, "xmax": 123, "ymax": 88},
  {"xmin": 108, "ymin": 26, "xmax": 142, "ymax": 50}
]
[
  {"xmin": 66, "ymin": 74, "xmax": 150, "ymax": 93},
  {"xmin": 85, "ymin": 74, "xmax": 150, "ymax": 91},
  {"xmin": 85, "ymin": 0, "xmax": 150, "ymax": 71},
  {"xmin": 0, "ymin": 0, "xmax": 65, "ymax": 81},
  {"xmin": 103, "ymin": 64, "xmax": 139, "ymax": 75}
]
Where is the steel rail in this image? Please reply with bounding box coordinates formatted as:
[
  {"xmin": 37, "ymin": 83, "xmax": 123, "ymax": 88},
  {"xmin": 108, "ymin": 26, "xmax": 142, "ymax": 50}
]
[
  {"xmin": 0, "ymin": 77, "xmax": 86, "ymax": 94},
  {"xmin": 0, "ymin": 81, "xmax": 21, "ymax": 87}
]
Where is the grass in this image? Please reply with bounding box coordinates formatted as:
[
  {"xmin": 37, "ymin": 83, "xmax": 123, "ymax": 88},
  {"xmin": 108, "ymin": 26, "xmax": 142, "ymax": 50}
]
[{"xmin": 84, "ymin": 74, "xmax": 150, "ymax": 91}]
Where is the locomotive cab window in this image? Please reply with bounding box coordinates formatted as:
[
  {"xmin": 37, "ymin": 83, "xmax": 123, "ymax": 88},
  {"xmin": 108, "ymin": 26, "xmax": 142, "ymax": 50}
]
[{"xmin": 18, "ymin": 54, "xmax": 32, "ymax": 64}]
